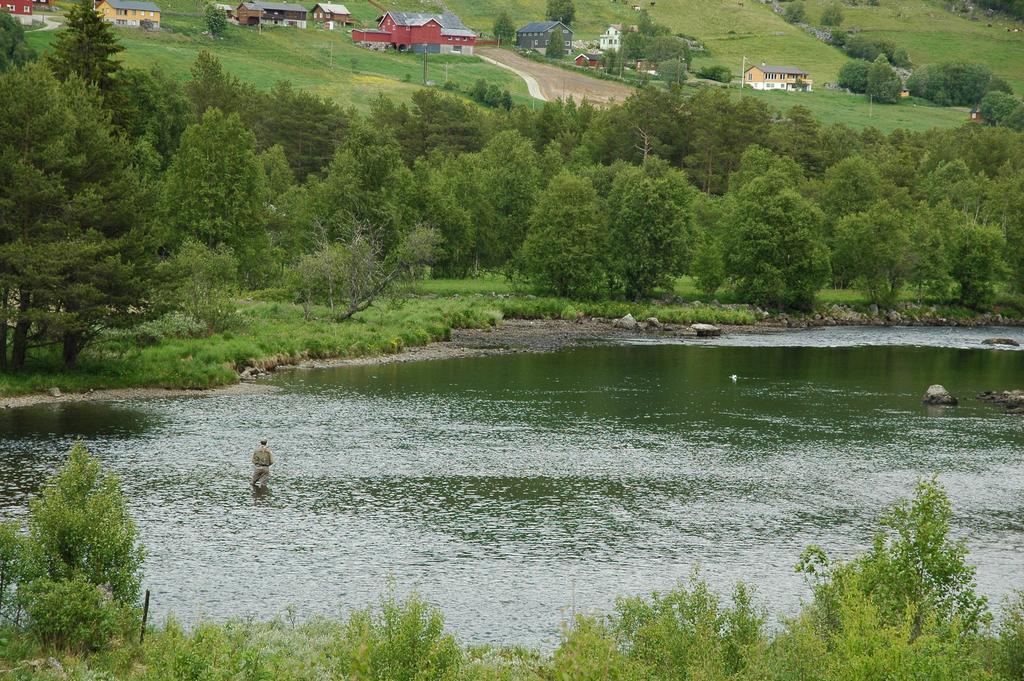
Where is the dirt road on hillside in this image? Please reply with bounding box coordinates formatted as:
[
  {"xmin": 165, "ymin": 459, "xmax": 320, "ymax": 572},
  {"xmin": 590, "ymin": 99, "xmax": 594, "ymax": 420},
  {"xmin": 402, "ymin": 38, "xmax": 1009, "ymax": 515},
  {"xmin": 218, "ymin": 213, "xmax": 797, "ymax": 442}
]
[{"xmin": 477, "ymin": 48, "xmax": 634, "ymax": 105}]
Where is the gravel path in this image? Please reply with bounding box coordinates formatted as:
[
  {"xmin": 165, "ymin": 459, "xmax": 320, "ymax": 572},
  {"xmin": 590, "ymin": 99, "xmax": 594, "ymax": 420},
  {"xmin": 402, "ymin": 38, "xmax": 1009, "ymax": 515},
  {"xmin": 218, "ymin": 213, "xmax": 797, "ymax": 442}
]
[{"xmin": 477, "ymin": 47, "xmax": 634, "ymax": 105}]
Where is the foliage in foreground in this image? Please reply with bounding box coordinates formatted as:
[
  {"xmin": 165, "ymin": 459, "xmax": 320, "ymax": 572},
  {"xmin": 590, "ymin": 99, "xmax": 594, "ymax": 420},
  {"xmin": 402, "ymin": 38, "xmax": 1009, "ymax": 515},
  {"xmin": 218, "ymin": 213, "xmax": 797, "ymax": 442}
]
[
  {"xmin": 3, "ymin": 457, "xmax": 1024, "ymax": 680},
  {"xmin": 0, "ymin": 444, "xmax": 144, "ymax": 653}
]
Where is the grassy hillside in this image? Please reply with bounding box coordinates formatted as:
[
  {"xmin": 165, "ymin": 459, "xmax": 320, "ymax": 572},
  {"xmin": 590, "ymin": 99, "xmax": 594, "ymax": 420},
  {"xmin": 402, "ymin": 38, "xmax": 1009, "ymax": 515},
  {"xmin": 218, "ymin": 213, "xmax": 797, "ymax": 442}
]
[
  {"xmin": 734, "ymin": 87, "xmax": 969, "ymax": 132},
  {"xmin": 808, "ymin": 0, "xmax": 1024, "ymax": 92},
  {"xmin": 25, "ymin": 0, "xmax": 1022, "ymax": 129},
  {"xmin": 24, "ymin": 4, "xmax": 531, "ymax": 110}
]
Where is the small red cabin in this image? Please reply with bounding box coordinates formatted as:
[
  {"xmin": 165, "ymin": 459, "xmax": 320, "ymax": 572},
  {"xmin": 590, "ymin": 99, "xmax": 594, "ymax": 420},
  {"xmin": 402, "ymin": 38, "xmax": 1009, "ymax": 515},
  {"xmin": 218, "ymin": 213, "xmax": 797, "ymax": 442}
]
[{"xmin": 574, "ymin": 53, "xmax": 601, "ymax": 68}]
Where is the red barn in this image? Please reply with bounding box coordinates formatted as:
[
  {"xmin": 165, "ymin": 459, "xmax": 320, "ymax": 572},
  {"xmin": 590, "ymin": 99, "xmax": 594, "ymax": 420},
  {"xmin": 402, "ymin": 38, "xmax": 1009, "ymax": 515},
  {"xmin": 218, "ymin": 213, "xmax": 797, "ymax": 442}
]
[
  {"xmin": 1, "ymin": 0, "xmax": 34, "ymax": 23},
  {"xmin": 574, "ymin": 53, "xmax": 601, "ymax": 68},
  {"xmin": 352, "ymin": 11, "xmax": 476, "ymax": 55}
]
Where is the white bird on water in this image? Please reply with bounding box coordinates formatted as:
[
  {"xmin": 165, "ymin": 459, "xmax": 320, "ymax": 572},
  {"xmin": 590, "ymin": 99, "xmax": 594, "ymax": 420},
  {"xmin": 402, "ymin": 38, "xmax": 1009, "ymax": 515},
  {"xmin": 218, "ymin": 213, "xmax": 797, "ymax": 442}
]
[{"xmin": 730, "ymin": 374, "xmax": 738, "ymax": 382}]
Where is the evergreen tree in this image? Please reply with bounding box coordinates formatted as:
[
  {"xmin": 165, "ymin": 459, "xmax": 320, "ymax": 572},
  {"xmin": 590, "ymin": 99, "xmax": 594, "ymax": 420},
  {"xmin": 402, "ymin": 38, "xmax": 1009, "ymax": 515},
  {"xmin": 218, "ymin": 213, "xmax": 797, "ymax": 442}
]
[
  {"xmin": 0, "ymin": 65, "xmax": 155, "ymax": 369},
  {"xmin": 492, "ymin": 11, "xmax": 515, "ymax": 46},
  {"xmin": 0, "ymin": 12, "xmax": 34, "ymax": 72},
  {"xmin": 47, "ymin": 0, "xmax": 123, "ymax": 91},
  {"xmin": 186, "ymin": 50, "xmax": 251, "ymax": 118},
  {"xmin": 546, "ymin": 26, "xmax": 566, "ymax": 59}
]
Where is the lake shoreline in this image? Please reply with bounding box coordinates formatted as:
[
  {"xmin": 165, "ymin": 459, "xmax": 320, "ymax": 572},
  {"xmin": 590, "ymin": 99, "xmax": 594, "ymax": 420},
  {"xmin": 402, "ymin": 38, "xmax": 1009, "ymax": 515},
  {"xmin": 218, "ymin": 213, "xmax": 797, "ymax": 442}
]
[{"xmin": 2, "ymin": 314, "xmax": 1019, "ymax": 409}]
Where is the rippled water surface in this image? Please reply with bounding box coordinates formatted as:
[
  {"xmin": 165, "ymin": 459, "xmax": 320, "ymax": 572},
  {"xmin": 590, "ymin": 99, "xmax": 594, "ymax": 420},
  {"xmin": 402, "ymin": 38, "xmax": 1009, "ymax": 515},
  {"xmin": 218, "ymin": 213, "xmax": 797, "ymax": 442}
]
[{"xmin": 1, "ymin": 327, "xmax": 1023, "ymax": 647}]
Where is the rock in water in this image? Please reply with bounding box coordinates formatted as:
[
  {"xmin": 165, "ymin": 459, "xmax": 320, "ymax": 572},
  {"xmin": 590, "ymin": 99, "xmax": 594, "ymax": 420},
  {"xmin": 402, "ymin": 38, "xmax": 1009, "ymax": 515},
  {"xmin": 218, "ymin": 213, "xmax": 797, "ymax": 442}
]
[
  {"xmin": 981, "ymin": 338, "xmax": 1020, "ymax": 347},
  {"xmin": 922, "ymin": 384, "xmax": 958, "ymax": 406},
  {"xmin": 613, "ymin": 313, "xmax": 637, "ymax": 330},
  {"xmin": 691, "ymin": 323, "xmax": 721, "ymax": 338}
]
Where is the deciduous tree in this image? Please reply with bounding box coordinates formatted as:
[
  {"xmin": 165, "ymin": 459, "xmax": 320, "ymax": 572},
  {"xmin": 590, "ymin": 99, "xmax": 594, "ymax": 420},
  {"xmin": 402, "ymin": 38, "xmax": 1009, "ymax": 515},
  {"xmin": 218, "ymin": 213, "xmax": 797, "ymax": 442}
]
[
  {"xmin": 160, "ymin": 108, "xmax": 269, "ymax": 279},
  {"xmin": 820, "ymin": 2, "xmax": 844, "ymax": 26},
  {"xmin": 492, "ymin": 11, "xmax": 514, "ymax": 45},
  {"xmin": 866, "ymin": 54, "xmax": 902, "ymax": 104},
  {"xmin": 833, "ymin": 201, "xmax": 914, "ymax": 307},
  {"xmin": 521, "ymin": 171, "xmax": 608, "ymax": 298},
  {"xmin": 606, "ymin": 161, "xmax": 695, "ymax": 298},
  {"xmin": 546, "ymin": 26, "xmax": 566, "ymax": 58},
  {"xmin": 204, "ymin": 2, "xmax": 228, "ymax": 36},
  {"xmin": 724, "ymin": 178, "xmax": 830, "ymax": 309},
  {"xmin": 546, "ymin": 0, "xmax": 575, "ymax": 25}
]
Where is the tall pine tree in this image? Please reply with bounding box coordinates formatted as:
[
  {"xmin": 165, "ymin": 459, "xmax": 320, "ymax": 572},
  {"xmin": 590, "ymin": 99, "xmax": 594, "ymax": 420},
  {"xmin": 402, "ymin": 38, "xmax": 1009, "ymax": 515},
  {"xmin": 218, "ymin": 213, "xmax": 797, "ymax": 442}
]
[
  {"xmin": 0, "ymin": 65, "xmax": 155, "ymax": 369},
  {"xmin": 47, "ymin": 0, "xmax": 123, "ymax": 91}
]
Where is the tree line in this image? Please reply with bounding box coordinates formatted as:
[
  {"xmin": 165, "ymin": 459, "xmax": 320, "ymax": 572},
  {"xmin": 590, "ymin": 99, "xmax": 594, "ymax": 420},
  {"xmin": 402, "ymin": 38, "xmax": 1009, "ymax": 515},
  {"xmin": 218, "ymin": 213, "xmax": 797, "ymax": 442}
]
[{"xmin": 2, "ymin": 0, "xmax": 1024, "ymax": 372}]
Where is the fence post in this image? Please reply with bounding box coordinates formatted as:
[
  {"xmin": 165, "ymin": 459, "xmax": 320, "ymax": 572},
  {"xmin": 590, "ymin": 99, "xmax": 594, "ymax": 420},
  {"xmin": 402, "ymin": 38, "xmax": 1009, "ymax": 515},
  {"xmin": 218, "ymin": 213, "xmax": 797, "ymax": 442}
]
[{"xmin": 139, "ymin": 589, "xmax": 151, "ymax": 644}]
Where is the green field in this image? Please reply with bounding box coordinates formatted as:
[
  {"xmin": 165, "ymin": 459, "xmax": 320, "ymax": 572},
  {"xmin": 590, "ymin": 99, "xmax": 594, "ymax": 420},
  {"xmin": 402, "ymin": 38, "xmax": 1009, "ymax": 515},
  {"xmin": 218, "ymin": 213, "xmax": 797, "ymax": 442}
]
[
  {"xmin": 24, "ymin": 5, "xmax": 531, "ymax": 110},
  {"xmin": 25, "ymin": 0, "xmax": 1021, "ymax": 129},
  {"xmin": 808, "ymin": 0, "xmax": 1024, "ymax": 92},
  {"xmin": 733, "ymin": 87, "xmax": 969, "ymax": 133}
]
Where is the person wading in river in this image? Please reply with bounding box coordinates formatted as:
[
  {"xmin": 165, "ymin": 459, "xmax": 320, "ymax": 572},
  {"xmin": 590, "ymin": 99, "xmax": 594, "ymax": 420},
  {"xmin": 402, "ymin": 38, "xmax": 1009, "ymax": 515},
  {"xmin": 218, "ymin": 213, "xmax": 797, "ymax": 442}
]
[{"xmin": 251, "ymin": 439, "xmax": 274, "ymax": 488}]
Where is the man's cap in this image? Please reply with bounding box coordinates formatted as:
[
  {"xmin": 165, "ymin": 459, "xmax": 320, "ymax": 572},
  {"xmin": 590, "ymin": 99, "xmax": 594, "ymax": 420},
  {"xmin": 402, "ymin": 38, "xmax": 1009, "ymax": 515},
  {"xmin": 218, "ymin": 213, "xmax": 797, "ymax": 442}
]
[{"xmin": 260, "ymin": 439, "xmax": 267, "ymax": 445}]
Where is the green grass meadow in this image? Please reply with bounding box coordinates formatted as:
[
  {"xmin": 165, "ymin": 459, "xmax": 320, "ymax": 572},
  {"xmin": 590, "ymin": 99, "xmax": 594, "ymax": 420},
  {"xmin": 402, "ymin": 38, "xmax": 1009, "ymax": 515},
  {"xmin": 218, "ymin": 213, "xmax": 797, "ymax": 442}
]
[
  {"xmin": 25, "ymin": 0, "xmax": 1019, "ymax": 127},
  {"xmin": 732, "ymin": 87, "xmax": 970, "ymax": 133},
  {"xmin": 24, "ymin": 9, "xmax": 532, "ymax": 110}
]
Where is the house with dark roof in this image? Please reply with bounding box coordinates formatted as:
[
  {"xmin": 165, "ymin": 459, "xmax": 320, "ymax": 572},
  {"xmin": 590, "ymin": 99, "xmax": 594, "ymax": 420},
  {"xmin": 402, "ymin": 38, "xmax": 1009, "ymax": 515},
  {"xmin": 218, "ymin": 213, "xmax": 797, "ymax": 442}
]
[
  {"xmin": 234, "ymin": 1, "xmax": 308, "ymax": 28},
  {"xmin": 310, "ymin": 2, "xmax": 351, "ymax": 29},
  {"xmin": 743, "ymin": 64, "xmax": 812, "ymax": 91},
  {"xmin": 515, "ymin": 20, "xmax": 572, "ymax": 51},
  {"xmin": 352, "ymin": 10, "xmax": 477, "ymax": 55},
  {"xmin": 95, "ymin": 0, "xmax": 160, "ymax": 28}
]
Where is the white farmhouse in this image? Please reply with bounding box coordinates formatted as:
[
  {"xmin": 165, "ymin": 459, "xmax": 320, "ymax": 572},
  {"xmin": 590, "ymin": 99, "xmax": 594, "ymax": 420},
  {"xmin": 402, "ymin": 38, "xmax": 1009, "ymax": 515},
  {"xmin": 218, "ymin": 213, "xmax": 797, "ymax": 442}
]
[{"xmin": 599, "ymin": 24, "xmax": 622, "ymax": 51}]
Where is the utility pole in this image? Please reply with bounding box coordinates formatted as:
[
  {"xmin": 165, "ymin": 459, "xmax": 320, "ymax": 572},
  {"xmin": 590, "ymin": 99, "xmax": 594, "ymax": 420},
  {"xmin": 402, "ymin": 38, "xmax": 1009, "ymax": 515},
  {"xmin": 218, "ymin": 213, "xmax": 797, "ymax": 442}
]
[
  {"xmin": 422, "ymin": 46, "xmax": 427, "ymax": 84},
  {"xmin": 740, "ymin": 55, "xmax": 746, "ymax": 88}
]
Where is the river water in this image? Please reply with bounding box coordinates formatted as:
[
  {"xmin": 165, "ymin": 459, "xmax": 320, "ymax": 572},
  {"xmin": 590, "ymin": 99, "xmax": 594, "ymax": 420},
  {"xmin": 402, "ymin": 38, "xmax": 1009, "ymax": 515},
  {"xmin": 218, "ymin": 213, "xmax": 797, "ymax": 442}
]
[{"xmin": 1, "ymin": 326, "xmax": 1022, "ymax": 647}]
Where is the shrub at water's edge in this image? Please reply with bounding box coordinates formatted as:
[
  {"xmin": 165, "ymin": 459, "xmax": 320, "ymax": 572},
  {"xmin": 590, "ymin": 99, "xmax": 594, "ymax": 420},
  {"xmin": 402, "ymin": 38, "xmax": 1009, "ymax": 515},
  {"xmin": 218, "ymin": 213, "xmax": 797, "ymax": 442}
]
[
  {"xmin": 0, "ymin": 444, "xmax": 144, "ymax": 654},
  {"xmin": 3, "ymin": 453, "xmax": 1024, "ymax": 679}
]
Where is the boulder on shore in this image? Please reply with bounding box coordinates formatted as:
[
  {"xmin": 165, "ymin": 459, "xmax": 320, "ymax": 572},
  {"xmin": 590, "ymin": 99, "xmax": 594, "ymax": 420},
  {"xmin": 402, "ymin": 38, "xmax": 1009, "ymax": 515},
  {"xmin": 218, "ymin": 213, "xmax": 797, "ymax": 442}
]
[
  {"xmin": 613, "ymin": 313, "xmax": 637, "ymax": 330},
  {"xmin": 48, "ymin": 387, "xmax": 62, "ymax": 398},
  {"xmin": 981, "ymin": 337, "xmax": 1020, "ymax": 347},
  {"xmin": 691, "ymin": 323, "xmax": 721, "ymax": 338},
  {"xmin": 922, "ymin": 384, "xmax": 958, "ymax": 406}
]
